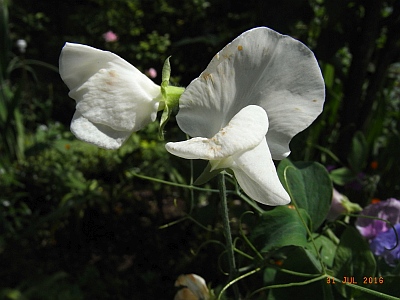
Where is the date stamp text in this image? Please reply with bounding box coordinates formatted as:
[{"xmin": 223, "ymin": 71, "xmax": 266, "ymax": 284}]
[{"xmin": 326, "ymin": 276, "xmax": 384, "ymax": 285}]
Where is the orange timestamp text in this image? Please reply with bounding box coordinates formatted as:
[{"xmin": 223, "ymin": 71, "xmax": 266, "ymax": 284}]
[{"xmin": 326, "ymin": 276, "xmax": 384, "ymax": 285}]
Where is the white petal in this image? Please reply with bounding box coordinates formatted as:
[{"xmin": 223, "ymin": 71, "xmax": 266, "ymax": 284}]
[
  {"xmin": 231, "ymin": 138, "xmax": 290, "ymax": 205},
  {"xmin": 165, "ymin": 105, "xmax": 268, "ymax": 160},
  {"xmin": 174, "ymin": 274, "xmax": 209, "ymax": 300},
  {"xmin": 59, "ymin": 43, "xmax": 161, "ymax": 132},
  {"xmin": 70, "ymin": 111, "xmax": 131, "ymax": 149},
  {"xmin": 176, "ymin": 27, "xmax": 325, "ymax": 159}
]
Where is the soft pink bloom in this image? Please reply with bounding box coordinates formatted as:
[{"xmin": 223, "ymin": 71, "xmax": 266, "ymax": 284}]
[
  {"xmin": 145, "ymin": 68, "xmax": 157, "ymax": 79},
  {"xmin": 102, "ymin": 31, "xmax": 118, "ymax": 42},
  {"xmin": 327, "ymin": 189, "xmax": 361, "ymax": 221},
  {"xmin": 327, "ymin": 189, "xmax": 347, "ymax": 221}
]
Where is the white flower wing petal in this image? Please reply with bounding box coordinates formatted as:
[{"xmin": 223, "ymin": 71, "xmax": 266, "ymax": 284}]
[
  {"xmin": 165, "ymin": 105, "xmax": 268, "ymax": 160},
  {"xmin": 165, "ymin": 137, "xmax": 215, "ymax": 160},
  {"xmin": 176, "ymin": 60, "xmax": 238, "ymax": 138},
  {"xmin": 70, "ymin": 111, "xmax": 131, "ymax": 149},
  {"xmin": 59, "ymin": 43, "xmax": 161, "ymax": 132},
  {"xmin": 231, "ymin": 138, "xmax": 290, "ymax": 206},
  {"xmin": 176, "ymin": 27, "xmax": 325, "ymax": 159}
]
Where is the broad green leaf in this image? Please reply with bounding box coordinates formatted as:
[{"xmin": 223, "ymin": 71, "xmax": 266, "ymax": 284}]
[
  {"xmin": 306, "ymin": 234, "xmax": 337, "ymax": 268},
  {"xmin": 278, "ymin": 160, "xmax": 332, "ymax": 231},
  {"xmin": 250, "ymin": 206, "xmax": 310, "ymax": 253},
  {"xmin": 332, "ymin": 226, "xmax": 376, "ymax": 298}
]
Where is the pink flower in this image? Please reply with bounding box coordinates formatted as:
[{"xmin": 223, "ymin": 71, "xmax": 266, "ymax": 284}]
[
  {"xmin": 145, "ymin": 68, "xmax": 157, "ymax": 79},
  {"xmin": 327, "ymin": 189, "xmax": 348, "ymax": 221},
  {"xmin": 327, "ymin": 189, "xmax": 361, "ymax": 221},
  {"xmin": 102, "ymin": 31, "xmax": 118, "ymax": 42}
]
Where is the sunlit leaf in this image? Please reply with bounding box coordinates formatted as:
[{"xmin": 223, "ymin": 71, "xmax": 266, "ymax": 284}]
[
  {"xmin": 250, "ymin": 206, "xmax": 309, "ymax": 253},
  {"xmin": 278, "ymin": 159, "xmax": 332, "ymax": 231}
]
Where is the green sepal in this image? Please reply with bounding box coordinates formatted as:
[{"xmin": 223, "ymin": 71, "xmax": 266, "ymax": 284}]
[
  {"xmin": 158, "ymin": 56, "xmax": 184, "ymax": 139},
  {"xmin": 193, "ymin": 162, "xmax": 223, "ymax": 185},
  {"xmin": 160, "ymin": 56, "xmax": 184, "ymax": 107},
  {"xmin": 161, "ymin": 56, "xmax": 171, "ymax": 92},
  {"xmin": 158, "ymin": 103, "xmax": 171, "ymax": 139}
]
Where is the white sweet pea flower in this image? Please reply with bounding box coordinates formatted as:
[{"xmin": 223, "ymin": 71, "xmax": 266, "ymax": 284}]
[
  {"xmin": 166, "ymin": 27, "xmax": 325, "ymax": 205},
  {"xmin": 175, "ymin": 27, "xmax": 325, "ymax": 160},
  {"xmin": 59, "ymin": 43, "xmax": 163, "ymax": 149},
  {"xmin": 167, "ymin": 105, "xmax": 290, "ymax": 205}
]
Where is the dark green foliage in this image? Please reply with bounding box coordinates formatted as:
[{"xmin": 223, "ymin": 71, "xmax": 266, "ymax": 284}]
[
  {"xmin": 332, "ymin": 227, "xmax": 376, "ymax": 299},
  {"xmin": 0, "ymin": 122, "xmax": 220, "ymax": 299},
  {"xmin": 265, "ymin": 246, "xmax": 334, "ymax": 300}
]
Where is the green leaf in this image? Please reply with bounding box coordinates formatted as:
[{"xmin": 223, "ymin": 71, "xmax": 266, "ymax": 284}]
[
  {"xmin": 332, "ymin": 226, "xmax": 376, "ymax": 298},
  {"xmin": 306, "ymin": 234, "xmax": 337, "ymax": 268},
  {"xmin": 278, "ymin": 160, "xmax": 333, "ymax": 231},
  {"xmin": 0, "ymin": 0, "xmax": 10, "ymax": 81},
  {"xmin": 322, "ymin": 63, "xmax": 335, "ymax": 89},
  {"xmin": 250, "ymin": 206, "xmax": 309, "ymax": 253},
  {"xmin": 267, "ymin": 246, "xmax": 334, "ymax": 300},
  {"xmin": 348, "ymin": 131, "xmax": 367, "ymax": 173},
  {"xmin": 329, "ymin": 167, "xmax": 356, "ymax": 185}
]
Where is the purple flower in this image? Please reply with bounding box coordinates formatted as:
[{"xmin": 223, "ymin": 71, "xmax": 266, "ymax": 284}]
[
  {"xmin": 355, "ymin": 198, "xmax": 400, "ymax": 239},
  {"xmin": 370, "ymin": 223, "xmax": 400, "ymax": 267}
]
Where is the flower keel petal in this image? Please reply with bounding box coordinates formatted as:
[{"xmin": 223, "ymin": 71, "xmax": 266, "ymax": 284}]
[
  {"xmin": 231, "ymin": 138, "xmax": 290, "ymax": 206},
  {"xmin": 165, "ymin": 105, "xmax": 268, "ymax": 160}
]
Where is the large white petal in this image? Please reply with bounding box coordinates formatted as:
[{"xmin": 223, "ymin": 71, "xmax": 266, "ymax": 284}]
[
  {"xmin": 70, "ymin": 111, "xmax": 131, "ymax": 149},
  {"xmin": 165, "ymin": 105, "xmax": 268, "ymax": 160},
  {"xmin": 176, "ymin": 27, "xmax": 325, "ymax": 159},
  {"xmin": 231, "ymin": 138, "xmax": 291, "ymax": 206},
  {"xmin": 59, "ymin": 43, "xmax": 161, "ymax": 132}
]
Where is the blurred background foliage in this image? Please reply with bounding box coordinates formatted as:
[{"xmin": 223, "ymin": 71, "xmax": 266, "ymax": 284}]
[{"xmin": 0, "ymin": 0, "xmax": 399, "ymax": 298}]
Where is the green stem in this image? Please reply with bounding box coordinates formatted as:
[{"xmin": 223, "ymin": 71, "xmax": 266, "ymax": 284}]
[
  {"xmin": 235, "ymin": 187, "xmax": 264, "ymax": 215},
  {"xmin": 128, "ymin": 171, "xmax": 220, "ymax": 193},
  {"xmin": 218, "ymin": 173, "xmax": 240, "ymax": 300}
]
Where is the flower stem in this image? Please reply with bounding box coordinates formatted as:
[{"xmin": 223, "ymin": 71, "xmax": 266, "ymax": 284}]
[{"xmin": 218, "ymin": 173, "xmax": 240, "ymax": 300}]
